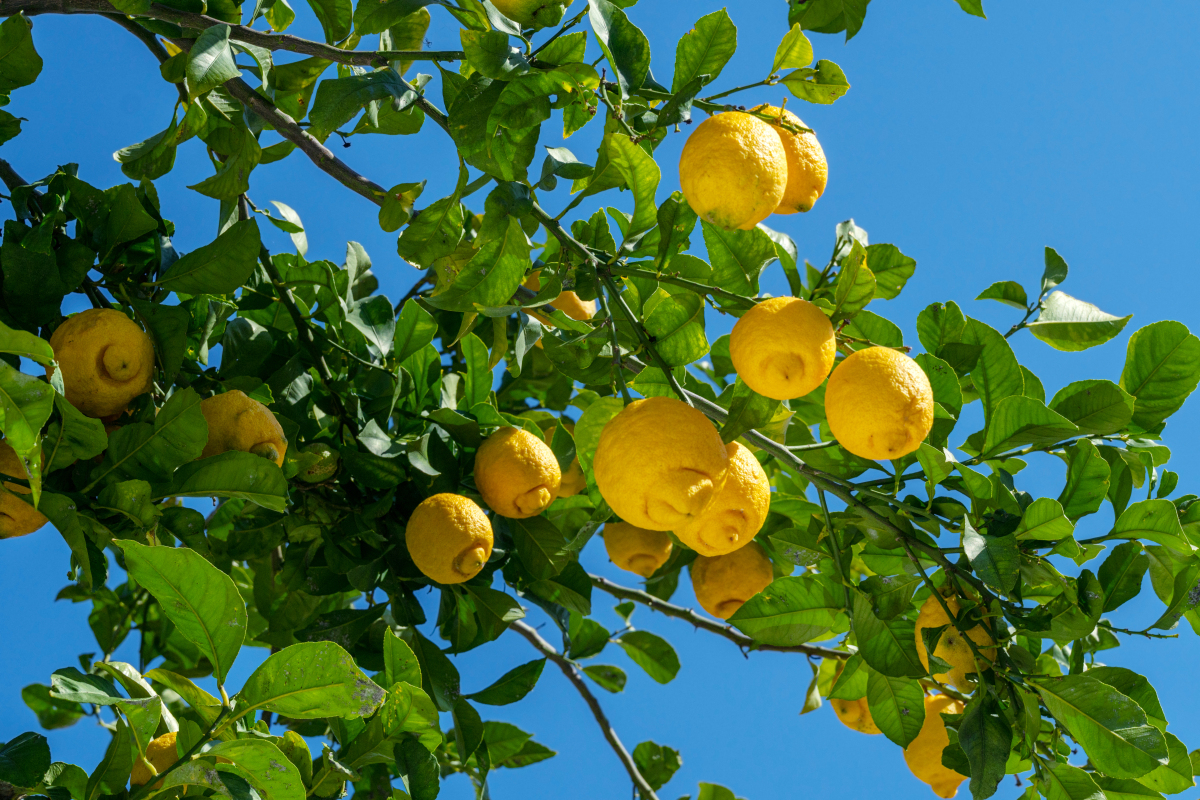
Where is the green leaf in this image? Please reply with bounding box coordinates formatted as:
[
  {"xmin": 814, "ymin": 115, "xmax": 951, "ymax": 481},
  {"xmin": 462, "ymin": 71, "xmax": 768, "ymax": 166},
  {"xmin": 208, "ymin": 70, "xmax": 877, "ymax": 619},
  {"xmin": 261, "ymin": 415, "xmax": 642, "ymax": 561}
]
[
  {"xmin": 167, "ymin": 451, "xmax": 288, "ymax": 512},
  {"xmin": 1015, "ymin": 497, "xmax": 1074, "ymax": 542},
  {"xmin": 1042, "ymin": 246, "xmax": 1070, "ymax": 295},
  {"xmin": 511, "ymin": 515, "xmax": 569, "ymax": 580},
  {"xmin": 467, "ymin": 658, "xmax": 545, "ymax": 705},
  {"xmin": 788, "ymin": 0, "xmax": 869, "ymax": 40},
  {"xmin": 427, "ymin": 216, "xmax": 531, "ymax": 312},
  {"xmin": 1029, "ymin": 291, "xmax": 1132, "ymax": 352},
  {"xmin": 187, "ymin": 126, "xmax": 262, "ymax": 200},
  {"xmin": 780, "ymin": 59, "xmax": 850, "ymax": 105},
  {"xmin": 1057, "ymin": 439, "xmax": 1111, "ymax": 520},
  {"xmin": 607, "ymin": 134, "xmax": 660, "ymax": 237},
  {"xmin": 1098, "ymin": 542, "xmax": 1149, "ymax": 612},
  {"xmin": 959, "ymin": 693, "xmax": 1011, "ymax": 799},
  {"xmin": 346, "ymin": 295, "xmax": 395, "ymax": 356},
  {"xmin": 1111, "ymin": 499, "xmax": 1190, "ymax": 554},
  {"xmin": 394, "ymin": 299, "xmax": 438, "ymax": 364},
  {"xmin": 851, "ymin": 590, "xmax": 924, "ymax": 678},
  {"xmin": 460, "ymin": 30, "xmax": 529, "ymax": 80},
  {"xmin": 1085, "ymin": 666, "xmax": 1168, "ymax": 733},
  {"xmin": 865, "ymin": 670, "xmax": 925, "ymax": 748},
  {"xmin": 642, "ymin": 288, "xmax": 707, "ymax": 367},
  {"xmin": 0, "ymin": 732, "xmax": 50, "ymax": 789},
  {"xmin": 236, "ymin": 641, "xmax": 385, "ymax": 719},
  {"xmin": 1136, "ymin": 731, "xmax": 1195, "ymax": 795},
  {"xmin": 588, "ymin": 0, "xmax": 650, "ymax": 97},
  {"xmin": 582, "ymin": 664, "xmax": 626, "ymax": 693},
  {"xmin": 129, "ymin": 299, "xmax": 190, "ymax": 383},
  {"xmin": 830, "ymin": 241, "xmax": 875, "ymax": 320},
  {"xmin": 308, "ymin": 69, "xmax": 416, "ymax": 143},
  {"xmin": 632, "ymin": 741, "xmax": 682, "ymax": 792},
  {"xmin": 1042, "ymin": 761, "xmax": 1105, "ymax": 800},
  {"xmin": 0, "ymin": 359, "xmax": 53, "ymax": 476},
  {"xmin": 187, "ymin": 25, "xmax": 238, "ymax": 99},
  {"xmin": 964, "ymin": 317, "xmax": 1023, "ymax": 422},
  {"xmin": 1049, "ymin": 379, "xmax": 1135, "ymax": 436},
  {"xmin": 702, "ymin": 222, "xmax": 777, "ymax": 295},
  {"xmin": 21, "ymin": 684, "xmax": 85, "ymax": 730},
  {"xmin": 384, "ymin": 628, "xmax": 422, "ymax": 689},
  {"xmin": 671, "ymin": 8, "xmax": 737, "ymax": 92},
  {"xmin": 772, "ymin": 23, "xmax": 813, "ymax": 73},
  {"xmin": 158, "ymin": 219, "xmax": 260, "ymax": 295},
  {"xmin": 0, "ymin": 14, "xmax": 43, "ymax": 92},
  {"xmin": 203, "ymin": 740, "xmax": 305, "ymax": 800},
  {"xmin": 954, "ymin": 0, "xmax": 987, "ymax": 17},
  {"xmin": 866, "ymin": 243, "xmax": 916, "ymax": 300},
  {"xmin": 396, "ymin": 735, "xmax": 439, "ymax": 800},
  {"xmin": 42, "ymin": 494, "xmax": 105, "ymax": 590},
  {"xmin": 302, "ymin": 0, "xmax": 351, "ymax": 42},
  {"xmin": 720, "ymin": 379, "xmax": 782, "ymax": 444},
  {"xmin": 963, "ymin": 518, "xmax": 1019, "ymax": 593},
  {"xmin": 728, "ymin": 575, "xmax": 842, "ymax": 646},
  {"xmin": 116, "ymin": 540, "xmax": 247, "ymax": 686},
  {"xmin": 976, "ymin": 280, "xmax": 1027, "ymax": 309},
  {"xmin": 1120, "ymin": 320, "xmax": 1200, "ymax": 431},
  {"xmin": 94, "ymin": 387, "xmax": 206, "ymax": 485},
  {"xmin": 573, "ymin": 396, "xmax": 624, "ymax": 479},
  {"xmin": 697, "ymin": 782, "xmax": 739, "ymax": 800},
  {"xmin": 616, "ymin": 630, "xmax": 679, "ymax": 684},
  {"xmin": 1033, "ymin": 674, "xmax": 1169, "ymax": 779},
  {"xmin": 0, "ymin": 316, "xmax": 52, "ymax": 364},
  {"xmin": 982, "ymin": 395, "xmax": 1079, "ymax": 455},
  {"xmin": 352, "ymin": 0, "xmax": 424, "ymax": 35}
]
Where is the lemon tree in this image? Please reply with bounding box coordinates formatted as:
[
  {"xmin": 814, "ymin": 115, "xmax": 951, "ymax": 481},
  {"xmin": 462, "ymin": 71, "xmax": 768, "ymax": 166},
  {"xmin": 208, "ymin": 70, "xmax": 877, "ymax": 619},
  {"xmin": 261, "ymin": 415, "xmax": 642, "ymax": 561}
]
[{"xmin": 0, "ymin": 1, "xmax": 1197, "ymax": 799}]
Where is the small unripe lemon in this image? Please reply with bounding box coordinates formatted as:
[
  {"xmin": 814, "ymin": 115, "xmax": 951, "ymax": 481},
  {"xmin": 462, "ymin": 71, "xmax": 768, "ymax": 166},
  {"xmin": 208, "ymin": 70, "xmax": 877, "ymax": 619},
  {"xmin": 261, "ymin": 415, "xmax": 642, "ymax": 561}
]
[
  {"xmin": 296, "ymin": 443, "xmax": 339, "ymax": 483},
  {"xmin": 593, "ymin": 397, "xmax": 729, "ymax": 531},
  {"xmin": 679, "ymin": 111, "xmax": 789, "ymax": 231},
  {"xmin": 690, "ymin": 541, "xmax": 774, "ymax": 619},
  {"xmin": 474, "ymin": 427, "xmax": 561, "ymax": 519},
  {"xmin": 903, "ymin": 695, "xmax": 966, "ymax": 798},
  {"xmin": 831, "ymin": 697, "xmax": 882, "ymax": 735},
  {"xmin": 914, "ymin": 593, "xmax": 996, "ymax": 691},
  {"xmin": 406, "ymin": 493, "xmax": 494, "ymax": 584},
  {"xmin": 752, "ymin": 105, "xmax": 828, "ymax": 214},
  {"xmin": 540, "ymin": 419, "xmax": 586, "ymax": 498},
  {"xmin": 730, "ymin": 296, "xmax": 836, "ymax": 401},
  {"xmin": 0, "ymin": 441, "xmax": 47, "ymax": 539},
  {"xmin": 675, "ymin": 442, "xmax": 770, "ymax": 557},
  {"xmin": 200, "ymin": 391, "xmax": 288, "ymax": 467},
  {"xmin": 48, "ymin": 308, "xmax": 155, "ymax": 418},
  {"xmin": 825, "ymin": 347, "xmax": 934, "ymax": 461},
  {"xmin": 130, "ymin": 732, "xmax": 179, "ymax": 787},
  {"xmin": 603, "ymin": 522, "xmax": 673, "ymax": 578},
  {"xmin": 491, "ymin": 0, "xmax": 571, "ymax": 28}
]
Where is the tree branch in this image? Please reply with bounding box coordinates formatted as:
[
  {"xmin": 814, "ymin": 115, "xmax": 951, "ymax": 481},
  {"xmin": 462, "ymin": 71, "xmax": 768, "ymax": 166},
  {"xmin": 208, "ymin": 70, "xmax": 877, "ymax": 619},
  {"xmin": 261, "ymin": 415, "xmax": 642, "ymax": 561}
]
[
  {"xmin": 98, "ymin": 11, "xmax": 188, "ymax": 103},
  {"xmin": 511, "ymin": 620, "xmax": 660, "ymax": 800}
]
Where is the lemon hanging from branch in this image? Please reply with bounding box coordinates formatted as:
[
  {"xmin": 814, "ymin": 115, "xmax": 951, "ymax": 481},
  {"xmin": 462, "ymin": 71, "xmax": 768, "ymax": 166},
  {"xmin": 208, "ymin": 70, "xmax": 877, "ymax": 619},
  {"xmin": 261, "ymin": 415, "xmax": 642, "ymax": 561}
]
[{"xmin": 47, "ymin": 308, "xmax": 155, "ymax": 418}]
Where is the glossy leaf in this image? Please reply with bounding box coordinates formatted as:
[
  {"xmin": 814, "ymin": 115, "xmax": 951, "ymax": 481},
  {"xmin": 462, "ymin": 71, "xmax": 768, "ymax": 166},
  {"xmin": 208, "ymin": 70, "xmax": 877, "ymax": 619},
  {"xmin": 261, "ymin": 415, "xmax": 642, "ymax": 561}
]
[
  {"xmin": 1120, "ymin": 320, "xmax": 1200, "ymax": 431},
  {"xmin": 236, "ymin": 641, "xmax": 385, "ymax": 720},
  {"xmin": 1029, "ymin": 290, "xmax": 1132, "ymax": 352},
  {"xmin": 728, "ymin": 575, "xmax": 842, "ymax": 646}
]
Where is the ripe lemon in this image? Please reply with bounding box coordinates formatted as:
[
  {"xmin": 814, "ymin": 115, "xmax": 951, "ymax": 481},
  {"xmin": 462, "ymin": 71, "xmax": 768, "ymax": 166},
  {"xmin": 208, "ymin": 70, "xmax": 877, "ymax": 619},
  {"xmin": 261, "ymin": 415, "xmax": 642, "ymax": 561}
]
[
  {"xmin": 603, "ymin": 522, "xmax": 673, "ymax": 578},
  {"xmin": 540, "ymin": 419, "xmax": 586, "ymax": 498},
  {"xmin": 406, "ymin": 493, "xmax": 494, "ymax": 584},
  {"xmin": 690, "ymin": 541, "xmax": 774, "ymax": 619},
  {"xmin": 729, "ymin": 296, "xmax": 835, "ymax": 400},
  {"xmin": 130, "ymin": 731, "xmax": 179, "ymax": 787},
  {"xmin": 593, "ymin": 397, "xmax": 729, "ymax": 531},
  {"xmin": 675, "ymin": 442, "xmax": 770, "ymax": 556},
  {"xmin": 752, "ymin": 105, "xmax": 828, "ymax": 214},
  {"xmin": 48, "ymin": 308, "xmax": 155, "ymax": 418},
  {"xmin": 915, "ymin": 593, "xmax": 996, "ymax": 691},
  {"xmin": 200, "ymin": 391, "xmax": 288, "ymax": 467},
  {"xmin": 825, "ymin": 347, "xmax": 934, "ymax": 461},
  {"xmin": 831, "ymin": 697, "xmax": 882, "ymax": 735},
  {"xmin": 0, "ymin": 442, "xmax": 47, "ymax": 539},
  {"xmin": 475, "ymin": 427, "xmax": 561, "ymax": 519},
  {"xmin": 679, "ymin": 111, "xmax": 788, "ymax": 231},
  {"xmin": 524, "ymin": 271, "xmax": 596, "ymax": 328},
  {"xmin": 491, "ymin": 0, "xmax": 571, "ymax": 28},
  {"xmin": 904, "ymin": 694, "xmax": 966, "ymax": 798}
]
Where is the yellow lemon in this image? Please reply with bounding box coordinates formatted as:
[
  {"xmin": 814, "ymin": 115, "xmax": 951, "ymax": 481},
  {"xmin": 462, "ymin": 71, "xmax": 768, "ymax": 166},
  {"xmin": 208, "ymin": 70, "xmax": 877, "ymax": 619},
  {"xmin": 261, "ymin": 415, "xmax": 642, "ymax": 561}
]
[
  {"xmin": 831, "ymin": 697, "xmax": 882, "ymax": 735},
  {"xmin": 753, "ymin": 105, "xmax": 828, "ymax": 214},
  {"xmin": 904, "ymin": 695, "xmax": 966, "ymax": 798},
  {"xmin": 475, "ymin": 427, "xmax": 561, "ymax": 519},
  {"xmin": 603, "ymin": 522, "xmax": 673, "ymax": 578},
  {"xmin": 825, "ymin": 347, "xmax": 934, "ymax": 461},
  {"xmin": 679, "ymin": 111, "xmax": 788, "ymax": 231},
  {"xmin": 200, "ymin": 391, "xmax": 288, "ymax": 467},
  {"xmin": 48, "ymin": 308, "xmax": 155, "ymax": 418},
  {"xmin": 406, "ymin": 493, "xmax": 494, "ymax": 584},
  {"xmin": 491, "ymin": 0, "xmax": 571, "ymax": 28},
  {"xmin": 593, "ymin": 397, "xmax": 729, "ymax": 531},
  {"xmin": 130, "ymin": 732, "xmax": 179, "ymax": 787},
  {"xmin": 690, "ymin": 541, "xmax": 774, "ymax": 619},
  {"xmin": 674, "ymin": 442, "xmax": 770, "ymax": 557},
  {"xmin": 730, "ymin": 296, "xmax": 836, "ymax": 401},
  {"xmin": 540, "ymin": 419, "xmax": 586, "ymax": 498},
  {"xmin": 915, "ymin": 593, "xmax": 996, "ymax": 691},
  {"xmin": 0, "ymin": 441, "xmax": 47, "ymax": 539},
  {"xmin": 524, "ymin": 271, "xmax": 596, "ymax": 328}
]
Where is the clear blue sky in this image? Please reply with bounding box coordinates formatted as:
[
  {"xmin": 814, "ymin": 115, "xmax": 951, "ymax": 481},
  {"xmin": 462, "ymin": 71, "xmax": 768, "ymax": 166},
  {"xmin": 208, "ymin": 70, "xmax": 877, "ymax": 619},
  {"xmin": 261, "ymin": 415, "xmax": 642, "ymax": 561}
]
[{"xmin": 3, "ymin": 2, "xmax": 1200, "ymax": 798}]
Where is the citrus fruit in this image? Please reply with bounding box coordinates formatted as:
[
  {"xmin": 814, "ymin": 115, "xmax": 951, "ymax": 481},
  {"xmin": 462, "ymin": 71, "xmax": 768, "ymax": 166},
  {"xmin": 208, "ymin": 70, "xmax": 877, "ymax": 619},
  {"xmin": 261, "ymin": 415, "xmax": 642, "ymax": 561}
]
[
  {"xmin": 903, "ymin": 694, "xmax": 966, "ymax": 798},
  {"xmin": 915, "ymin": 593, "xmax": 996, "ymax": 691},
  {"xmin": 295, "ymin": 442, "xmax": 339, "ymax": 483},
  {"xmin": 474, "ymin": 426, "xmax": 561, "ymax": 519},
  {"xmin": 540, "ymin": 419, "xmax": 586, "ymax": 498},
  {"xmin": 200, "ymin": 390, "xmax": 288, "ymax": 467},
  {"xmin": 491, "ymin": 0, "xmax": 571, "ymax": 28},
  {"xmin": 752, "ymin": 104, "xmax": 828, "ymax": 214},
  {"xmin": 406, "ymin": 493, "xmax": 494, "ymax": 584},
  {"xmin": 603, "ymin": 522, "xmax": 673, "ymax": 578},
  {"xmin": 690, "ymin": 541, "xmax": 774, "ymax": 619},
  {"xmin": 825, "ymin": 347, "xmax": 934, "ymax": 461},
  {"xmin": 0, "ymin": 442, "xmax": 47, "ymax": 539},
  {"xmin": 674, "ymin": 442, "xmax": 770, "ymax": 556},
  {"xmin": 524, "ymin": 270, "xmax": 596, "ymax": 327},
  {"xmin": 48, "ymin": 308, "xmax": 155, "ymax": 418},
  {"xmin": 729, "ymin": 296, "xmax": 836, "ymax": 400},
  {"xmin": 831, "ymin": 697, "xmax": 882, "ymax": 735},
  {"xmin": 593, "ymin": 397, "xmax": 729, "ymax": 531},
  {"xmin": 679, "ymin": 111, "xmax": 788, "ymax": 231},
  {"xmin": 130, "ymin": 732, "xmax": 179, "ymax": 787}
]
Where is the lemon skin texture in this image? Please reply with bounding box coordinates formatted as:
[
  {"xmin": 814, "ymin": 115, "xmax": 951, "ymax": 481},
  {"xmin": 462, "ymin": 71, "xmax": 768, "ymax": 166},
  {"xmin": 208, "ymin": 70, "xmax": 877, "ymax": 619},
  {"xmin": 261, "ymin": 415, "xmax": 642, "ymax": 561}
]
[
  {"xmin": 0, "ymin": 441, "xmax": 47, "ymax": 539},
  {"xmin": 831, "ymin": 697, "xmax": 882, "ymax": 735},
  {"xmin": 200, "ymin": 391, "xmax": 289, "ymax": 467},
  {"xmin": 753, "ymin": 105, "xmax": 828, "ymax": 214},
  {"xmin": 730, "ymin": 296, "xmax": 836, "ymax": 400},
  {"xmin": 679, "ymin": 111, "xmax": 789, "ymax": 231},
  {"xmin": 593, "ymin": 397, "xmax": 730, "ymax": 531},
  {"xmin": 492, "ymin": 0, "xmax": 570, "ymax": 28},
  {"xmin": 690, "ymin": 541, "xmax": 774, "ymax": 619},
  {"xmin": 540, "ymin": 419, "xmax": 586, "ymax": 498},
  {"xmin": 603, "ymin": 522, "xmax": 673, "ymax": 578},
  {"xmin": 130, "ymin": 732, "xmax": 179, "ymax": 787},
  {"xmin": 825, "ymin": 347, "xmax": 934, "ymax": 461},
  {"xmin": 524, "ymin": 271, "xmax": 596, "ymax": 328},
  {"xmin": 915, "ymin": 594, "xmax": 996, "ymax": 691},
  {"xmin": 475, "ymin": 427, "xmax": 562, "ymax": 519},
  {"xmin": 406, "ymin": 493, "xmax": 494, "ymax": 584},
  {"xmin": 48, "ymin": 308, "xmax": 155, "ymax": 418},
  {"xmin": 675, "ymin": 442, "xmax": 770, "ymax": 557},
  {"xmin": 904, "ymin": 695, "xmax": 966, "ymax": 798}
]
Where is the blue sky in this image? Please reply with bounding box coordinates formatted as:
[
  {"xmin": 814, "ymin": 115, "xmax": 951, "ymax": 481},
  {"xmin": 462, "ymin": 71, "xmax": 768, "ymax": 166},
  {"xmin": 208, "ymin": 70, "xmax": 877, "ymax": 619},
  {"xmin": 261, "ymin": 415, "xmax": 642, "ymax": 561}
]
[{"xmin": 3, "ymin": 2, "xmax": 1200, "ymax": 798}]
